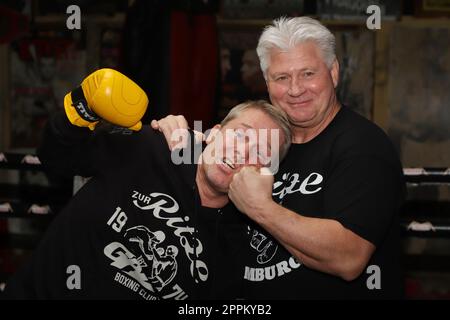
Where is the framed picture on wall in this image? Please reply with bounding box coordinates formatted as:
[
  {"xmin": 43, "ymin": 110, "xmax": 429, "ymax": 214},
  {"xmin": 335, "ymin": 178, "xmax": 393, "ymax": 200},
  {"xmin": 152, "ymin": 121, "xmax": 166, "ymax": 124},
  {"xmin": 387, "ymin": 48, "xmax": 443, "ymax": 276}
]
[
  {"xmin": 218, "ymin": 26, "xmax": 269, "ymax": 121},
  {"xmin": 334, "ymin": 28, "xmax": 375, "ymax": 120},
  {"xmin": 7, "ymin": 30, "xmax": 86, "ymax": 150},
  {"xmin": 387, "ymin": 25, "xmax": 450, "ymax": 168},
  {"xmin": 414, "ymin": 0, "xmax": 450, "ymax": 17}
]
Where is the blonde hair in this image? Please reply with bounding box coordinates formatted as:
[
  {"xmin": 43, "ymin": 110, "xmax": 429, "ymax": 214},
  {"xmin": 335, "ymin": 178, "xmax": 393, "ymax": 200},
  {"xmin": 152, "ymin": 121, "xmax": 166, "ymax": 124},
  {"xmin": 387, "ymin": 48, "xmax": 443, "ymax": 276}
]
[{"xmin": 221, "ymin": 100, "xmax": 292, "ymax": 160}]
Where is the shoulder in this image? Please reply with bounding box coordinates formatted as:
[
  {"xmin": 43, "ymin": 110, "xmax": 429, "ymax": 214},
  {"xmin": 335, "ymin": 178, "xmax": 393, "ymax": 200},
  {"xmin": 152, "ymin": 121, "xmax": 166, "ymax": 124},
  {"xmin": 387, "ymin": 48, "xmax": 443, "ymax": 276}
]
[
  {"xmin": 330, "ymin": 107, "xmax": 401, "ymax": 167},
  {"xmin": 131, "ymin": 126, "xmax": 172, "ymax": 160},
  {"xmin": 95, "ymin": 125, "xmax": 172, "ymax": 165},
  {"xmin": 136, "ymin": 126, "xmax": 168, "ymax": 147},
  {"xmin": 132, "ymin": 127, "xmax": 200, "ymax": 174},
  {"xmin": 336, "ymin": 107, "xmax": 386, "ymax": 138}
]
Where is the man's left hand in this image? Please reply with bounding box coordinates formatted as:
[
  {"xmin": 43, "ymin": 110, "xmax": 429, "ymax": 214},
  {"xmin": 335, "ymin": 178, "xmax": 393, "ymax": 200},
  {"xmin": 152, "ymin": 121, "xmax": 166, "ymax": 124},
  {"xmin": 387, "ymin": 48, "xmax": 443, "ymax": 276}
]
[{"xmin": 229, "ymin": 167, "xmax": 274, "ymax": 221}]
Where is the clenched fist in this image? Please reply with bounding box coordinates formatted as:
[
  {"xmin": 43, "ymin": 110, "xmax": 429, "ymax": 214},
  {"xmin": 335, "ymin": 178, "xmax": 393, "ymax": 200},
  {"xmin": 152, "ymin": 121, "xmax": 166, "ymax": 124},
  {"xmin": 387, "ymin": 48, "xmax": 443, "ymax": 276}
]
[{"xmin": 228, "ymin": 167, "xmax": 275, "ymax": 222}]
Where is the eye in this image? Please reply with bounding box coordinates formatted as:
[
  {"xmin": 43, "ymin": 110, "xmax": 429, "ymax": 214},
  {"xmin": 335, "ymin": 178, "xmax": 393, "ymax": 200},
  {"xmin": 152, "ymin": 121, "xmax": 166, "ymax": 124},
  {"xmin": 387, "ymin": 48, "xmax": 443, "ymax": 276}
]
[
  {"xmin": 304, "ymin": 71, "xmax": 314, "ymax": 78},
  {"xmin": 255, "ymin": 147, "xmax": 270, "ymax": 164},
  {"xmin": 234, "ymin": 130, "xmax": 245, "ymax": 140},
  {"xmin": 276, "ymin": 75, "xmax": 288, "ymax": 82}
]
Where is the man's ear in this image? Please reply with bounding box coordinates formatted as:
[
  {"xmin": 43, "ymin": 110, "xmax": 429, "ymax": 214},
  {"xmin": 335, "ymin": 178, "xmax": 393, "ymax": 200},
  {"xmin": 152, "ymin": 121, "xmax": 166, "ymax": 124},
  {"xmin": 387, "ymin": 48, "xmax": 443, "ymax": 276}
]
[
  {"xmin": 205, "ymin": 124, "xmax": 221, "ymax": 145},
  {"xmin": 331, "ymin": 59, "xmax": 339, "ymax": 88}
]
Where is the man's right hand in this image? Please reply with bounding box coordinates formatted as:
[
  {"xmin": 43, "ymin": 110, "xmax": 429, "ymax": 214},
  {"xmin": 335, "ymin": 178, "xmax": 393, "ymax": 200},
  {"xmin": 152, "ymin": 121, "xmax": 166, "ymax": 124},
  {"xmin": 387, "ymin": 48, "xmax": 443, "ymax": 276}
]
[{"xmin": 151, "ymin": 115, "xmax": 205, "ymax": 150}]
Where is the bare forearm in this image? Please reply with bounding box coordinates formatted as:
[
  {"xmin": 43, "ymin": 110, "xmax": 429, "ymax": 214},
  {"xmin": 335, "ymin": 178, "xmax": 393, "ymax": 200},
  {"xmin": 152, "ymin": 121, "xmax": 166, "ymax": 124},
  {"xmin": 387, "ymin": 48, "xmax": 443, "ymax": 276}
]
[
  {"xmin": 227, "ymin": 167, "xmax": 375, "ymax": 280},
  {"xmin": 252, "ymin": 202, "xmax": 374, "ymax": 280}
]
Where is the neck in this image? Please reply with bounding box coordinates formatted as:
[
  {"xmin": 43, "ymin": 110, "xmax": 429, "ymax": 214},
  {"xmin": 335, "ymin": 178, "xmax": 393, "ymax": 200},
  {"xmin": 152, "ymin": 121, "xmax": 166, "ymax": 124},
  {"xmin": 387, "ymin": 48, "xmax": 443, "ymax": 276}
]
[
  {"xmin": 292, "ymin": 100, "xmax": 341, "ymax": 144},
  {"xmin": 195, "ymin": 165, "xmax": 229, "ymax": 208}
]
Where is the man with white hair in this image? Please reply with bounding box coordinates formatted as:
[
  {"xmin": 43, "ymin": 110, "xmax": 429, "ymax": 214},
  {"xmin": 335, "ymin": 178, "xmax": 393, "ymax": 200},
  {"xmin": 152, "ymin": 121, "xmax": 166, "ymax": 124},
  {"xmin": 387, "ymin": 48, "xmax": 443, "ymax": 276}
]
[{"xmin": 154, "ymin": 17, "xmax": 405, "ymax": 299}]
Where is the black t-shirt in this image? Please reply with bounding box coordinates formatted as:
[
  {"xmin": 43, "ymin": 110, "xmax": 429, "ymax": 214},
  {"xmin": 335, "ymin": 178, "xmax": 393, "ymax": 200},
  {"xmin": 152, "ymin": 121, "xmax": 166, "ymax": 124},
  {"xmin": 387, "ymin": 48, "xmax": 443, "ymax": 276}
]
[
  {"xmin": 242, "ymin": 106, "xmax": 405, "ymax": 299},
  {"xmin": 3, "ymin": 113, "xmax": 244, "ymax": 300}
]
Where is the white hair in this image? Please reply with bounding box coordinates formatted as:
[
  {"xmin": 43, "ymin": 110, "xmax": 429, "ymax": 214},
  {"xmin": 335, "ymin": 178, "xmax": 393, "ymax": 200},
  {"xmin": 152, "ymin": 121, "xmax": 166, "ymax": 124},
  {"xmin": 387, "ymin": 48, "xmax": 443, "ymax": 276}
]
[{"xmin": 257, "ymin": 16, "xmax": 336, "ymax": 79}]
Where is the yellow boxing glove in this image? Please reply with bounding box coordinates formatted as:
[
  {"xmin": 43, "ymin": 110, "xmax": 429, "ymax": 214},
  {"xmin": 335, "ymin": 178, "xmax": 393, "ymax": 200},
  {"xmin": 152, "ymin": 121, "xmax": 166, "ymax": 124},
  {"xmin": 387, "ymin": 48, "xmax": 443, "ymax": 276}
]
[{"xmin": 64, "ymin": 68, "xmax": 148, "ymax": 131}]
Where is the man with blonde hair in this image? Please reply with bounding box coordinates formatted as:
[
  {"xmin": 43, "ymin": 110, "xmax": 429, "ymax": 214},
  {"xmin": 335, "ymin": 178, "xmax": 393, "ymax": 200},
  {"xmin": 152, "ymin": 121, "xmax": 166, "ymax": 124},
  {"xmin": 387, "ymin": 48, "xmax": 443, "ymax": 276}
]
[{"xmin": 4, "ymin": 98, "xmax": 291, "ymax": 300}]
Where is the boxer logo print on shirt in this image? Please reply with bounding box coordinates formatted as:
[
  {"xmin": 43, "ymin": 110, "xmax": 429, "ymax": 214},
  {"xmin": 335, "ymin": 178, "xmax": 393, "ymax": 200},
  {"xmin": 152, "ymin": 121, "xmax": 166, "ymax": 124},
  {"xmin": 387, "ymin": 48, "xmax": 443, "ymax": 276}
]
[
  {"xmin": 249, "ymin": 228, "xmax": 278, "ymax": 264},
  {"xmin": 104, "ymin": 207, "xmax": 183, "ymax": 299},
  {"xmin": 244, "ymin": 172, "xmax": 322, "ymax": 282},
  {"xmin": 103, "ymin": 191, "xmax": 208, "ymax": 300},
  {"xmin": 104, "ymin": 225, "xmax": 178, "ymax": 294},
  {"xmin": 131, "ymin": 191, "xmax": 208, "ymax": 283},
  {"xmin": 245, "ymin": 225, "xmax": 301, "ymax": 282}
]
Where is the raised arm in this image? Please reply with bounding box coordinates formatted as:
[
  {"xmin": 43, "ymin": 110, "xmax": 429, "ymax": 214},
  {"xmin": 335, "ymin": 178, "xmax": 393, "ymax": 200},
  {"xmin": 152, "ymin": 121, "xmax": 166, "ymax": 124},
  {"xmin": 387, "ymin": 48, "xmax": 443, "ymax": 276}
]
[{"xmin": 38, "ymin": 68, "xmax": 148, "ymax": 178}]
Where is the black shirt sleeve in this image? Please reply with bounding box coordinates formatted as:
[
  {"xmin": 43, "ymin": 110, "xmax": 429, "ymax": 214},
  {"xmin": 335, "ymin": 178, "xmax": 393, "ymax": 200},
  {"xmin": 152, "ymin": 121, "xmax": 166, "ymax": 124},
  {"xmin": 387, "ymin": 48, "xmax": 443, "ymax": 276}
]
[
  {"xmin": 324, "ymin": 153, "xmax": 404, "ymax": 246},
  {"xmin": 37, "ymin": 111, "xmax": 98, "ymax": 178},
  {"xmin": 37, "ymin": 111, "xmax": 147, "ymax": 179}
]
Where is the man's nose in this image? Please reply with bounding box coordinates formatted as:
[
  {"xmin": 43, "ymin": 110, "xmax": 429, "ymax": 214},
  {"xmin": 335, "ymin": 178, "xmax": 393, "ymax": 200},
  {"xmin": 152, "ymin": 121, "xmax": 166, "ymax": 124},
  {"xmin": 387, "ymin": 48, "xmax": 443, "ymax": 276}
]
[
  {"xmin": 242, "ymin": 142, "xmax": 262, "ymax": 166},
  {"xmin": 234, "ymin": 146, "xmax": 248, "ymax": 165},
  {"xmin": 230, "ymin": 141, "xmax": 249, "ymax": 167},
  {"xmin": 288, "ymin": 76, "xmax": 306, "ymax": 96}
]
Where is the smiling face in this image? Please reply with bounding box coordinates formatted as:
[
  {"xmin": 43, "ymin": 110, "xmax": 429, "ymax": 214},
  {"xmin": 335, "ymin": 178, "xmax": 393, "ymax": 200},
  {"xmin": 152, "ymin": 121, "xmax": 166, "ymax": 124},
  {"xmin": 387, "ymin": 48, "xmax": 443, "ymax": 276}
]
[
  {"xmin": 197, "ymin": 108, "xmax": 285, "ymax": 197},
  {"xmin": 266, "ymin": 41, "xmax": 340, "ymax": 141}
]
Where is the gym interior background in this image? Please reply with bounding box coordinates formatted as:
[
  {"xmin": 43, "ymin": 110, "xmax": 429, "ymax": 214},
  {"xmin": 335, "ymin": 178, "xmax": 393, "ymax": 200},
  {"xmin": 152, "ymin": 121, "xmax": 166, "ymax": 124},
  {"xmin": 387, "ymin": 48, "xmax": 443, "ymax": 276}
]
[{"xmin": 0, "ymin": 0, "xmax": 449, "ymax": 299}]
